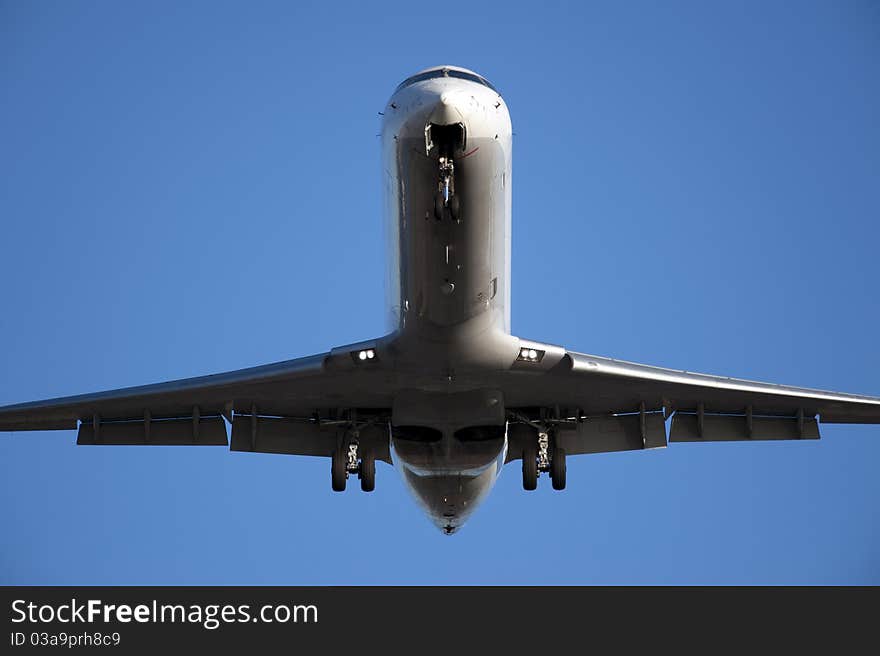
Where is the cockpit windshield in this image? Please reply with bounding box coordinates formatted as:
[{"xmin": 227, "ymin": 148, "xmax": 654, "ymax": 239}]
[{"xmin": 395, "ymin": 68, "xmax": 499, "ymax": 94}]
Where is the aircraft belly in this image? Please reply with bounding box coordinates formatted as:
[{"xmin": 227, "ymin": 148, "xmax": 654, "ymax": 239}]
[
  {"xmin": 381, "ymin": 76, "xmax": 512, "ymax": 345},
  {"xmin": 396, "ymin": 137, "xmax": 505, "ymax": 332}
]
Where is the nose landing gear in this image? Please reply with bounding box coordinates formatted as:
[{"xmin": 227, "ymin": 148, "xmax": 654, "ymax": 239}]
[
  {"xmin": 433, "ymin": 157, "xmax": 461, "ymax": 222},
  {"xmin": 427, "ymin": 121, "xmax": 465, "ymax": 222}
]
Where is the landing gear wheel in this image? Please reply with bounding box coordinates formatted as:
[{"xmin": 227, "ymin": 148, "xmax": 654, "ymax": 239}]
[
  {"xmin": 359, "ymin": 452, "xmax": 375, "ymax": 492},
  {"xmin": 331, "ymin": 448, "xmax": 347, "ymax": 492},
  {"xmin": 449, "ymin": 194, "xmax": 460, "ymax": 221},
  {"xmin": 551, "ymin": 447, "xmax": 566, "ymax": 491},
  {"xmin": 522, "ymin": 444, "xmax": 538, "ymax": 491},
  {"xmin": 434, "ymin": 193, "xmax": 445, "ymax": 220}
]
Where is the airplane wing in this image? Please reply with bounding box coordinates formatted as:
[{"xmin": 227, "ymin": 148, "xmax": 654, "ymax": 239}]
[
  {"xmin": 0, "ymin": 344, "xmax": 395, "ymax": 462},
  {"xmin": 4, "ymin": 334, "xmax": 877, "ymax": 464},
  {"xmin": 500, "ymin": 344, "xmax": 880, "ymax": 460}
]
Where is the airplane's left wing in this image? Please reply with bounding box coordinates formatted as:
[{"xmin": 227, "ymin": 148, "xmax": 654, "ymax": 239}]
[
  {"xmin": 497, "ymin": 342, "xmax": 880, "ymax": 460},
  {"xmin": 563, "ymin": 349, "xmax": 880, "ymax": 423},
  {"xmin": 0, "ymin": 345, "xmax": 394, "ymax": 461}
]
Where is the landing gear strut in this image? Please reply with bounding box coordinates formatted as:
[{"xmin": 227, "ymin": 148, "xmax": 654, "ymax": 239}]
[
  {"xmin": 440, "ymin": 157, "xmax": 454, "ymax": 204},
  {"xmin": 433, "ymin": 157, "xmax": 461, "ymax": 221}
]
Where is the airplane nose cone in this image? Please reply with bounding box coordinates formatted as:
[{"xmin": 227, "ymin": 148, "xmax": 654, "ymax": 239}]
[
  {"xmin": 440, "ymin": 92, "xmax": 457, "ymax": 106},
  {"xmin": 396, "ymin": 465, "xmax": 501, "ymax": 536},
  {"xmin": 430, "ymin": 92, "xmax": 465, "ymax": 126}
]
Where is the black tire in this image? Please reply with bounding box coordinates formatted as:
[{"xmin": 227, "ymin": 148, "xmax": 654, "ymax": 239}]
[
  {"xmin": 331, "ymin": 448, "xmax": 347, "ymax": 492},
  {"xmin": 551, "ymin": 447, "xmax": 566, "ymax": 491},
  {"xmin": 360, "ymin": 452, "xmax": 375, "ymax": 492},
  {"xmin": 522, "ymin": 444, "xmax": 537, "ymax": 491},
  {"xmin": 449, "ymin": 194, "xmax": 460, "ymax": 221},
  {"xmin": 434, "ymin": 193, "xmax": 445, "ymax": 220}
]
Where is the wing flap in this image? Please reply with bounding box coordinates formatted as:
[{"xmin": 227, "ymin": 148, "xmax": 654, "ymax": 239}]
[
  {"xmin": 820, "ymin": 410, "xmax": 880, "ymax": 424},
  {"xmin": 506, "ymin": 412, "xmax": 666, "ymax": 461},
  {"xmin": 230, "ymin": 415, "xmax": 393, "ymax": 463},
  {"xmin": 77, "ymin": 416, "xmax": 228, "ymax": 445},
  {"xmin": 558, "ymin": 413, "xmax": 667, "ymax": 455},
  {"xmin": 669, "ymin": 412, "xmax": 820, "ymax": 442},
  {"xmin": 230, "ymin": 416, "xmax": 335, "ymax": 458},
  {"xmin": 0, "ymin": 417, "xmax": 78, "ymax": 432}
]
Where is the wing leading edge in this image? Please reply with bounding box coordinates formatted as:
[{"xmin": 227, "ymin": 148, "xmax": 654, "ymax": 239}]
[
  {"xmin": 0, "ymin": 344, "xmax": 395, "ymax": 461},
  {"xmin": 0, "ymin": 353, "xmax": 326, "ymax": 433},
  {"xmin": 498, "ymin": 345, "xmax": 879, "ymax": 458},
  {"xmin": 565, "ymin": 350, "xmax": 880, "ymax": 424}
]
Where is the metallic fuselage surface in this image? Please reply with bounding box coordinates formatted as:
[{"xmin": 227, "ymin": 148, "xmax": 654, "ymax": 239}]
[{"xmin": 381, "ymin": 67, "xmax": 513, "ymax": 532}]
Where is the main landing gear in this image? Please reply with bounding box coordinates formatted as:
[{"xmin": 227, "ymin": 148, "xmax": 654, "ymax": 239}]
[
  {"xmin": 522, "ymin": 430, "xmax": 566, "ymax": 491},
  {"xmin": 331, "ymin": 440, "xmax": 375, "ymax": 493}
]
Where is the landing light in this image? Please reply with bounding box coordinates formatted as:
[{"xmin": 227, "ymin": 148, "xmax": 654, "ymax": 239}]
[
  {"xmin": 353, "ymin": 349, "xmax": 377, "ymax": 363},
  {"xmin": 517, "ymin": 347, "xmax": 545, "ymax": 363}
]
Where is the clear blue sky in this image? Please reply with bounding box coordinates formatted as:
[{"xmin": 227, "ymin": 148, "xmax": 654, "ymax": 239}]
[{"xmin": 2, "ymin": 1, "xmax": 878, "ymax": 584}]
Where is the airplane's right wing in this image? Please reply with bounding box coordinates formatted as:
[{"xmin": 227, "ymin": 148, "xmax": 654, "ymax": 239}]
[{"xmin": 0, "ymin": 341, "xmax": 395, "ymax": 462}]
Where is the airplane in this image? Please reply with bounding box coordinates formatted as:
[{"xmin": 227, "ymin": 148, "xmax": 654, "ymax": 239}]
[{"xmin": 2, "ymin": 65, "xmax": 879, "ymax": 535}]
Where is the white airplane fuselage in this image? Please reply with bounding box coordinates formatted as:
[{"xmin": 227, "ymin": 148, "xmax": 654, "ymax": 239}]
[{"xmin": 380, "ymin": 66, "xmax": 515, "ymax": 533}]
